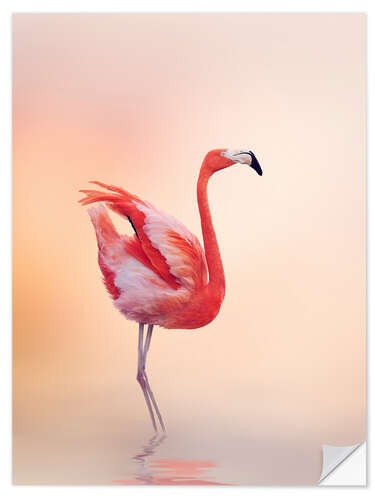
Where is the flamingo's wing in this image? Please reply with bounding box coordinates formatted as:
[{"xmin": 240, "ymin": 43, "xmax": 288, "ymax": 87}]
[
  {"xmin": 137, "ymin": 202, "xmax": 208, "ymax": 290},
  {"xmin": 86, "ymin": 203, "xmax": 124, "ymax": 300},
  {"xmin": 79, "ymin": 181, "xmax": 208, "ymax": 291}
]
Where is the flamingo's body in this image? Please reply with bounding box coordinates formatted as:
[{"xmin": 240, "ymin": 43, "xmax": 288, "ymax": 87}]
[
  {"xmin": 83, "ymin": 188, "xmax": 213, "ymax": 330},
  {"xmin": 79, "ymin": 148, "xmax": 262, "ymax": 432}
]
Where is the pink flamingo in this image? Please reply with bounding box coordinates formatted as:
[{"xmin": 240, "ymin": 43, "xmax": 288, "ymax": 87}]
[{"xmin": 79, "ymin": 148, "xmax": 262, "ymax": 433}]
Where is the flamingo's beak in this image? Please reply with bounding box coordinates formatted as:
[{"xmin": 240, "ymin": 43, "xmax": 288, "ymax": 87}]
[
  {"xmin": 221, "ymin": 149, "xmax": 263, "ymax": 175},
  {"xmin": 250, "ymin": 152, "xmax": 263, "ymax": 176}
]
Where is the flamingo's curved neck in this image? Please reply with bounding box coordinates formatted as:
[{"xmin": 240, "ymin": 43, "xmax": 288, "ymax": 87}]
[{"xmin": 197, "ymin": 161, "xmax": 225, "ymax": 300}]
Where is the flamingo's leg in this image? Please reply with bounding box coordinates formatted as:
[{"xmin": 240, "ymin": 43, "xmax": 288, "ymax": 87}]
[
  {"xmin": 136, "ymin": 323, "xmax": 157, "ymax": 432},
  {"xmin": 142, "ymin": 324, "xmax": 153, "ymax": 370},
  {"xmin": 141, "ymin": 325, "xmax": 167, "ymax": 434}
]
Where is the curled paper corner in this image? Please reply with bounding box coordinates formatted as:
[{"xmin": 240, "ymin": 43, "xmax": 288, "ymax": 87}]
[{"xmin": 319, "ymin": 442, "xmax": 366, "ymax": 485}]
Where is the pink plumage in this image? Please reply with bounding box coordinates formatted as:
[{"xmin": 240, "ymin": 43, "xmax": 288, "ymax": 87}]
[
  {"xmin": 81, "ymin": 182, "xmax": 208, "ymax": 329},
  {"xmin": 79, "ymin": 149, "xmax": 262, "ymax": 433}
]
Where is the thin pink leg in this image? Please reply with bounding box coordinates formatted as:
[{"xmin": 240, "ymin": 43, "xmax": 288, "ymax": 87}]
[
  {"xmin": 142, "ymin": 325, "xmax": 167, "ymax": 434},
  {"xmin": 136, "ymin": 323, "xmax": 157, "ymax": 432},
  {"xmin": 142, "ymin": 324, "xmax": 153, "ymax": 370}
]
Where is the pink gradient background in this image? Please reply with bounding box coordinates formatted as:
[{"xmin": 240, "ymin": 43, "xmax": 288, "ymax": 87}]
[{"xmin": 13, "ymin": 13, "xmax": 365, "ymax": 484}]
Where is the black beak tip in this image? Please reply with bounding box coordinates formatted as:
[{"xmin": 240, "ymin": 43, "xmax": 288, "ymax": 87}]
[{"xmin": 250, "ymin": 152, "xmax": 263, "ymax": 176}]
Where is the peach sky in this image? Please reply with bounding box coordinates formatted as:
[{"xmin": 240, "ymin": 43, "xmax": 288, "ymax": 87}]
[{"xmin": 13, "ymin": 13, "xmax": 365, "ymax": 484}]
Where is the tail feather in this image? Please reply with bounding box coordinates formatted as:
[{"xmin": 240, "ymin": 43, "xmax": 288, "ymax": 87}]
[
  {"xmin": 79, "ymin": 189, "xmax": 122, "ymax": 206},
  {"xmin": 78, "ymin": 181, "xmax": 143, "ymax": 221},
  {"xmin": 79, "ymin": 180, "xmax": 142, "ymax": 204},
  {"xmin": 79, "ymin": 181, "xmax": 148, "ymax": 244},
  {"xmin": 89, "ymin": 180, "xmax": 129, "ymax": 196}
]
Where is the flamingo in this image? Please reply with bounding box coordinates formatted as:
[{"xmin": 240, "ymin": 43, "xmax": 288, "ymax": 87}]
[{"xmin": 79, "ymin": 148, "xmax": 262, "ymax": 434}]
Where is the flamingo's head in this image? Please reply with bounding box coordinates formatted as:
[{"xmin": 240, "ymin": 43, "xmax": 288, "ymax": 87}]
[
  {"xmin": 204, "ymin": 149, "xmax": 263, "ymax": 176},
  {"xmin": 221, "ymin": 149, "xmax": 263, "ymax": 176}
]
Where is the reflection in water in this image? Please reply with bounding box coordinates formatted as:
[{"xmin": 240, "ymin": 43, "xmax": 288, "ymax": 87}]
[{"xmin": 115, "ymin": 434, "xmax": 230, "ymax": 485}]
